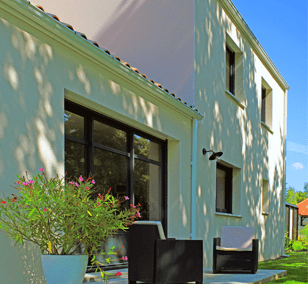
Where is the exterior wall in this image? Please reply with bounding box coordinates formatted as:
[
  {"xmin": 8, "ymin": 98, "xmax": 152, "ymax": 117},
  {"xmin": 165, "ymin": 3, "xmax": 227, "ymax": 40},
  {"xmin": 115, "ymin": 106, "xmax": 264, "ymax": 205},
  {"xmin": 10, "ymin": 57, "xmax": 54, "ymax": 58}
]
[
  {"xmin": 0, "ymin": 1, "xmax": 197, "ymax": 282},
  {"xmin": 194, "ymin": 0, "xmax": 287, "ymax": 267}
]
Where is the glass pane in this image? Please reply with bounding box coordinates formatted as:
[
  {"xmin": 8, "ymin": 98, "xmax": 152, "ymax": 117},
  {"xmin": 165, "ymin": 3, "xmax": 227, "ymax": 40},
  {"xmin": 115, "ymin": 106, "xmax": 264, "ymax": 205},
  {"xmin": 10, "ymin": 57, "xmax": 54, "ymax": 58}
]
[
  {"xmin": 226, "ymin": 48, "xmax": 230, "ymax": 91},
  {"xmin": 134, "ymin": 135, "xmax": 161, "ymax": 162},
  {"xmin": 65, "ymin": 140, "xmax": 85, "ymax": 180},
  {"xmin": 134, "ymin": 160, "xmax": 161, "ymax": 221},
  {"xmin": 216, "ymin": 169, "xmax": 226, "ymax": 212},
  {"xmin": 93, "ymin": 148, "xmax": 127, "ymax": 202},
  {"xmin": 64, "ymin": 111, "xmax": 84, "ymax": 139},
  {"xmin": 94, "ymin": 120, "xmax": 127, "ymax": 152}
]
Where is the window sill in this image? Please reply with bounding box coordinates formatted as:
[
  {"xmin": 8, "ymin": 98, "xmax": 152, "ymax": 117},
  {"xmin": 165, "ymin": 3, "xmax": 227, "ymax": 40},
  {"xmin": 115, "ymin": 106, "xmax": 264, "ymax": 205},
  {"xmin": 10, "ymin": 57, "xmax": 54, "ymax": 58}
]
[
  {"xmin": 261, "ymin": 122, "xmax": 274, "ymax": 134},
  {"xmin": 262, "ymin": 212, "xmax": 269, "ymax": 216},
  {"xmin": 215, "ymin": 212, "xmax": 242, "ymax": 218},
  {"xmin": 225, "ymin": 90, "xmax": 245, "ymax": 109}
]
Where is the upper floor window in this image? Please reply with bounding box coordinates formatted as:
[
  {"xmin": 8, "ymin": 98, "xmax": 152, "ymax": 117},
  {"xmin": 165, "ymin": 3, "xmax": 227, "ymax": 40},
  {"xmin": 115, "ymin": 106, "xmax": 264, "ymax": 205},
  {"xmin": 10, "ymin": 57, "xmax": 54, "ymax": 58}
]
[
  {"xmin": 226, "ymin": 45, "xmax": 235, "ymax": 95},
  {"xmin": 261, "ymin": 78, "xmax": 273, "ymax": 129},
  {"xmin": 225, "ymin": 34, "xmax": 243, "ymax": 104}
]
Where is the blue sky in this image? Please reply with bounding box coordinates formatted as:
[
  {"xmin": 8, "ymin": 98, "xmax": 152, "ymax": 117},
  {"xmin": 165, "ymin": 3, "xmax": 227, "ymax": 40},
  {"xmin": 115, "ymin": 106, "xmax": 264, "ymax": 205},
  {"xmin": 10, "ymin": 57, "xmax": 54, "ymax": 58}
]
[{"xmin": 231, "ymin": 0, "xmax": 308, "ymax": 193}]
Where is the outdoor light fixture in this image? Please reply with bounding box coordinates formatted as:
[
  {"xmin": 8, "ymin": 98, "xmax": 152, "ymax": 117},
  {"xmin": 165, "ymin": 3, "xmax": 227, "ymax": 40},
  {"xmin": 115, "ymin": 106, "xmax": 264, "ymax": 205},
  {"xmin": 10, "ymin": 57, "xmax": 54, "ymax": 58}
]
[{"xmin": 202, "ymin": 148, "xmax": 223, "ymax": 160}]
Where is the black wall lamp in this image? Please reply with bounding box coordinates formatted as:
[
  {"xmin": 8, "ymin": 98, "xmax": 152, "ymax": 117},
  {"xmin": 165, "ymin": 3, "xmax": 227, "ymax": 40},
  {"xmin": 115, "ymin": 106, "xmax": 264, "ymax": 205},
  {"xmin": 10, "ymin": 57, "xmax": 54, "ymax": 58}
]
[{"xmin": 202, "ymin": 148, "xmax": 223, "ymax": 160}]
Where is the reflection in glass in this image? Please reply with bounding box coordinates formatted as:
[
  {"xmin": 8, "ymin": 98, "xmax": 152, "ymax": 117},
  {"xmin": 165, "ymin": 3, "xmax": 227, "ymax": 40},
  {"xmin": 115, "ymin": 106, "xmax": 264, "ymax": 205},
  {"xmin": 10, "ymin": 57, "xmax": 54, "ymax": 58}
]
[
  {"xmin": 65, "ymin": 140, "xmax": 85, "ymax": 180},
  {"xmin": 134, "ymin": 135, "xmax": 161, "ymax": 162},
  {"xmin": 64, "ymin": 111, "xmax": 84, "ymax": 139},
  {"xmin": 94, "ymin": 121, "xmax": 126, "ymax": 151},
  {"xmin": 93, "ymin": 148, "xmax": 127, "ymax": 205},
  {"xmin": 134, "ymin": 159, "xmax": 161, "ymax": 221}
]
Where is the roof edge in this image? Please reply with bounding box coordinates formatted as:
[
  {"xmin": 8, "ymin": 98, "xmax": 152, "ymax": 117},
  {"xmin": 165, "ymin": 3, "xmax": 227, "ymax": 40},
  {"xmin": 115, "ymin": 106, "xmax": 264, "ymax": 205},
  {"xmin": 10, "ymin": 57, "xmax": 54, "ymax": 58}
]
[
  {"xmin": 0, "ymin": 0, "xmax": 203, "ymax": 121},
  {"xmin": 218, "ymin": 0, "xmax": 290, "ymax": 91}
]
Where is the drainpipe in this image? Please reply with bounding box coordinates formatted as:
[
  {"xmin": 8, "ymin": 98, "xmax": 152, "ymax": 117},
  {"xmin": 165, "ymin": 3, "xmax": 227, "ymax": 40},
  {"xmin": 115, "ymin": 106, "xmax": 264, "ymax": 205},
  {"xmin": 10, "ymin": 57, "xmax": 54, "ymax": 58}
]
[
  {"xmin": 282, "ymin": 88, "xmax": 288, "ymax": 256},
  {"xmin": 191, "ymin": 118, "xmax": 198, "ymax": 240}
]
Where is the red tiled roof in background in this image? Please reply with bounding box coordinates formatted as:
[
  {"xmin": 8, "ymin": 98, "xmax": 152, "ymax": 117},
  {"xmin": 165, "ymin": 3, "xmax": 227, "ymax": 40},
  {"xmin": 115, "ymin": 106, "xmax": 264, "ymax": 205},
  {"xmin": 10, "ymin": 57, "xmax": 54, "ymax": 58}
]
[
  {"xmin": 29, "ymin": 1, "xmax": 199, "ymax": 114},
  {"xmin": 297, "ymin": 198, "xmax": 308, "ymax": 216}
]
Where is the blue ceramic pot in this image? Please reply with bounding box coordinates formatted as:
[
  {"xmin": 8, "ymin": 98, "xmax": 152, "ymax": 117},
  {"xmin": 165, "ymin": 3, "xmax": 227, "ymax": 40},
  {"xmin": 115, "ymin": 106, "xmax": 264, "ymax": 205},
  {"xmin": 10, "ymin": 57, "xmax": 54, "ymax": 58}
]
[{"xmin": 41, "ymin": 254, "xmax": 88, "ymax": 284}]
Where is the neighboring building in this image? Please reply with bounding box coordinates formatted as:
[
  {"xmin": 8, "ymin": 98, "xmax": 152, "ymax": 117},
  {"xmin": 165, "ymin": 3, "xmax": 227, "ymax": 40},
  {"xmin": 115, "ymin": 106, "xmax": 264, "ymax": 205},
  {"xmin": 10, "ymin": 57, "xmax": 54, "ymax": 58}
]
[
  {"xmin": 285, "ymin": 202, "xmax": 299, "ymax": 240},
  {"xmin": 0, "ymin": 0, "xmax": 288, "ymax": 282},
  {"xmin": 297, "ymin": 198, "xmax": 308, "ymax": 238}
]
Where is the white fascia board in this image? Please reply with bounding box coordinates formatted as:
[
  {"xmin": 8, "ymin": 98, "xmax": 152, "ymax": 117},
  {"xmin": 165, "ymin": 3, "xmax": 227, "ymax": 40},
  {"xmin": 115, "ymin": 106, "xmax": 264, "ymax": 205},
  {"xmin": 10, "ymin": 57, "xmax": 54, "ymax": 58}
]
[
  {"xmin": 219, "ymin": 0, "xmax": 290, "ymax": 91},
  {"xmin": 0, "ymin": 0, "xmax": 203, "ymax": 121}
]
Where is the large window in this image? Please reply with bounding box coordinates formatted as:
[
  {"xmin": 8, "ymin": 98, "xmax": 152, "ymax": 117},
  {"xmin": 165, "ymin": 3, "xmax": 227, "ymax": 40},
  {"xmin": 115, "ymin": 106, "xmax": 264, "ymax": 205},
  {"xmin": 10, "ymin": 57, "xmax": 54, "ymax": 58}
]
[
  {"xmin": 64, "ymin": 100, "xmax": 167, "ymax": 226},
  {"xmin": 216, "ymin": 163, "xmax": 232, "ymax": 213}
]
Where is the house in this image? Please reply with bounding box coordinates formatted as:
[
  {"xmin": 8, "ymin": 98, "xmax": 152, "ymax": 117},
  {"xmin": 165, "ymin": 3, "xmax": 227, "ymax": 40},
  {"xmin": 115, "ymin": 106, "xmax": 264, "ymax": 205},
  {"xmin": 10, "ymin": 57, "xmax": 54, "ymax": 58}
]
[
  {"xmin": 297, "ymin": 198, "xmax": 308, "ymax": 238},
  {"xmin": 0, "ymin": 0, "xmax": 288, "ymax": 282}
]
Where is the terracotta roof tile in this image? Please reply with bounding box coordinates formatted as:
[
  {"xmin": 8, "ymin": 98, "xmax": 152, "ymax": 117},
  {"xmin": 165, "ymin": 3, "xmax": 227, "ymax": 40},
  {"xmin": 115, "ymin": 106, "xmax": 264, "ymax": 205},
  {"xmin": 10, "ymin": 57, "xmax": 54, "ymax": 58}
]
[
  {"xmin": 60, "ymin": 22, "xmax": 74, "ymax": 31},
  {"xmin": 28, "ymin": 1, "xmax": 200, "ymax": 114},
  {"xmin": 45, "ymin": 13, "xmax": 60, "ymax": 22},
  {"xmin": 75, "ymin": 31, "xmax": 87, "ymax": 39}
]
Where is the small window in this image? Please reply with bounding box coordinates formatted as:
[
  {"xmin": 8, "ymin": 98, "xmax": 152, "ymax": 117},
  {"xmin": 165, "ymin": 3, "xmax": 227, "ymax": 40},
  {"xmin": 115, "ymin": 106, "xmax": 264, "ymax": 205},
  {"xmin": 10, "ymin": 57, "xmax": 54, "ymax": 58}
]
[
  {"xmin": 262, "ymin": 179, "xmax": 269, "ymax": 213},
  {"xmin": 261, "ymin": 79, "xmax": 272, "ymax": 129},
  {"xmin": 216, "ymin": 163, "xmax": 232, "ymax": 213},
  {"xmin": 301, "ymin": 216, "xmax": 308, "ymax": 226},
  {"xmin": 226, "ymin": 45, "xmax": 235, "ymax": 95}
]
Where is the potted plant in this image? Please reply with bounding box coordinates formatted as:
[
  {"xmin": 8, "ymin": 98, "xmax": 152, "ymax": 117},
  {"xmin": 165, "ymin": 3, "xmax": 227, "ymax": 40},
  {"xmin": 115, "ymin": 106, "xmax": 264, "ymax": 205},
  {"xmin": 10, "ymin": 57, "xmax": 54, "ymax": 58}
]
[{"xmin": 0, "ymin": 168, "xmax": 141, "ymax": 283}]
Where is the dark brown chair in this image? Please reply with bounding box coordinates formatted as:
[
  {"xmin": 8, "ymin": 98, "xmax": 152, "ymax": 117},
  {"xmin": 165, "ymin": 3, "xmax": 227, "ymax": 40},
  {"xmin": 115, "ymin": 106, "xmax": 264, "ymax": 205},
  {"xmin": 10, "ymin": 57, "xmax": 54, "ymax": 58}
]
[
  {"xmin": 128, "ymin": 221, "xmax": 203, "ymax": 284},
  {"xmin": 213, "ymin": 226, "xmax": 258, "ymax": 274}
]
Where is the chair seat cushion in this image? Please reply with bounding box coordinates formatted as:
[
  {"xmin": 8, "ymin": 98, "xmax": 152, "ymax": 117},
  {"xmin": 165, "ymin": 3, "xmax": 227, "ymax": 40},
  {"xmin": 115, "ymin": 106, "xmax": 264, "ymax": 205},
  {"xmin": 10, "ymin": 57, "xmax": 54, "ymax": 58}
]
[{"xmin": 216, "ymin": 246, "xmax": 252, "ymax": 251}]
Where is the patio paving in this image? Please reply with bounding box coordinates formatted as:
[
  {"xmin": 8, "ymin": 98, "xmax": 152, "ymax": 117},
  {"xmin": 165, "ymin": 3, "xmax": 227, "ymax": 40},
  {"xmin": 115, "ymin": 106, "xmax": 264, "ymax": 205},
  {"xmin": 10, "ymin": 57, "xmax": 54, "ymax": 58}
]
[{"xmin": 84, "ymin": 267, "xmax": 287, "ymax": 283}]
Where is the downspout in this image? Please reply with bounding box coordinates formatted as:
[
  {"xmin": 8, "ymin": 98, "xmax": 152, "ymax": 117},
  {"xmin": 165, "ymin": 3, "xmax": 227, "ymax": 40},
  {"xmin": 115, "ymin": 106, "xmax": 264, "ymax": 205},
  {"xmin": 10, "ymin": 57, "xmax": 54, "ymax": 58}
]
[
  {"xmin": 282, "ymin": 88, "xmax": 288, "ymax": 256},
  {"xmin": 191, "ymin": 118, "xmax": 198, "ymax": 240}
]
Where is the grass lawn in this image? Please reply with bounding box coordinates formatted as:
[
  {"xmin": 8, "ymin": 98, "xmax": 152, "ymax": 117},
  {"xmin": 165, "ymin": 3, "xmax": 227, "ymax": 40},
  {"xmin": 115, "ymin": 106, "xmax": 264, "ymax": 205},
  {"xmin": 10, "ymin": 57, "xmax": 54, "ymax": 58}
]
[{"xmin": 258, "ymin": 251, "xmax": 308, "ymax": 284}]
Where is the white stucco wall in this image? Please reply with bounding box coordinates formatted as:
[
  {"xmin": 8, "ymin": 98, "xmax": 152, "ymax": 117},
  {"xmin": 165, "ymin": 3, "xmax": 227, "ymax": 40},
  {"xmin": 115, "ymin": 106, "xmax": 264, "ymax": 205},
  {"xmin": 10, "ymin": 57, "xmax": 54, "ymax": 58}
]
[
  {"xmin": 0, "ymin": 0, "xmax": 199, "ymax": 282},
  {"xmin": 195, "ymin": 0, "xmax": 287, "ymax": 267}
]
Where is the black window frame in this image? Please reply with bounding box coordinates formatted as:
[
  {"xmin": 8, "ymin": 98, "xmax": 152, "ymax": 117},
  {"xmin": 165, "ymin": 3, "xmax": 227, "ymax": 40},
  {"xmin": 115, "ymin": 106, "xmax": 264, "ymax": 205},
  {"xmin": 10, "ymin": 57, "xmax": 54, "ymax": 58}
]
[
  {"xmin": 261, "ymin": 86, "xmax": 267, "ymax": 123},
  {"xmin": 216, "ymin": 163, "xmax": 232, "ymax": 214},
  {"xmin": 226, "ymin": 45, "xmax": 235, "ymax": 95},
  {"xmin": 64, "ymin": 99, "xmax": 168, "ymax": 232}
]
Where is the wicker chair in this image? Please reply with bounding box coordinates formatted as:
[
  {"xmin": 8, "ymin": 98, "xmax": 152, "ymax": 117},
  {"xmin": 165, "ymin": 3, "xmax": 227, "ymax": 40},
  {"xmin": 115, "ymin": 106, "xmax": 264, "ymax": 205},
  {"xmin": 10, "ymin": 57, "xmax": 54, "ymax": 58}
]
[
  {"xmin": 128, "ymin": 221, "xmax": 203, "ymax": 284},
  {"xmin": 213, "ymin": 226, "xmax": 258, "ymax": 274}
]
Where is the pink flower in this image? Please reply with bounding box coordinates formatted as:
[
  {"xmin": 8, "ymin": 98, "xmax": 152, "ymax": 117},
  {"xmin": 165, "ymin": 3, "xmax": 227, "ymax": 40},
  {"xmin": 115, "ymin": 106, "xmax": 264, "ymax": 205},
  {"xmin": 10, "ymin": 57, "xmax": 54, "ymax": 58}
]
[
  {"xmin": 136, "ymin": 211, "xmax": 141, "ymax": 218},
  {"xmin": 16, "ymin": 181, "xmax": 20, "ymax": 184},
  {"xmin": 28, "ymin": 180, "xmax": 34, "ymax": 184},
  {"xmin": 74, "ymin": 183, "xmax": 79, "ymax": 187},
  {"xmin": 43, "ymin": 208, "xmax": 47, "ymax": 212},
  {"xmin": 98, "ymin": 202, "xmax": 101, "ymax": 206},
  {"xmin": 130, "ymin": 204, "xmax": 136, "ymax": 209},
  {"xmin": 98, "ymin": 193, "xmax": 101, "ymax": 197},
  {"xmin": 121, "ymin": 256, "xmax": 128, "ymax": 261},
  {"xmin": 22, "ymin": 182, "xmax": 28, "ymax": 186},
  {"xmin": 39, "ymin": 168, "xmax": 44, "ymax": 172},
  {"xmin": 79, "ymin": 175, "xmax": 83, "ymax": 182},
  {"xmin": 69, "ymin": 181, "xmax": 74, "ymax": 185},
  {"xmin": 137, "ymin": 203, "xmax": 141, "ymax": 207},
  {"xmin": 91, "ymin": 179, "xmax": 95, "ymax": 184},
  {"xmin": 1, "ymin": 201, "xmax": 6, "ymax": 204},
  {"xmin": 115, "ymin": 271, "xmax": 122, "ymax": 276},
  {"xmin": 85, "ymin": 187, "xmax": 89, "ymax": 190},
  {"xmin": 125, "ymin": 196, "xmax": 129, "ymax": 200}
]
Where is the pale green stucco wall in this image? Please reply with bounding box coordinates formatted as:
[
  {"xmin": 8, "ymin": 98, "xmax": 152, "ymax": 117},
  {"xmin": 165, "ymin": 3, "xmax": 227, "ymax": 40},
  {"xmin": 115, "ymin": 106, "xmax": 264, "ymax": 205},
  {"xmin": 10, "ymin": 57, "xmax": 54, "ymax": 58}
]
[
  {"xmin": 195, "ymin": 0, "xmax": 287, "ymax": 267},
  {"xmin": 0, "ymin": 1, "xmax": 196, "ymax": 281}
]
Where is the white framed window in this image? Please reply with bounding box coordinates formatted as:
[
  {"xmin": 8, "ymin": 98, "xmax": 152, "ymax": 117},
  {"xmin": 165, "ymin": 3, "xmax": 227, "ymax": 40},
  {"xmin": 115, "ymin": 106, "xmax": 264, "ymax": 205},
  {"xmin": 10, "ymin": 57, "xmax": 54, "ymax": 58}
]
[
  {"xmin": 225, "ymin": 34, "xmax": 243, "ymax": 102},
  {"xmin": 261, "ymin": 78, "xmax": 273, "ymax": 129}
]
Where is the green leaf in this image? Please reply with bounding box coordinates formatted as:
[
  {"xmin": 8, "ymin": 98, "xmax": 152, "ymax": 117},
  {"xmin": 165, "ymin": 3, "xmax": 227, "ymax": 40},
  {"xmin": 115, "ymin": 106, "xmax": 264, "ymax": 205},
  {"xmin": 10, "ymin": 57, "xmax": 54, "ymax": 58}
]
[{"xmin": 27, "ymin": 208, "xmax": 36, "ymax": 218}]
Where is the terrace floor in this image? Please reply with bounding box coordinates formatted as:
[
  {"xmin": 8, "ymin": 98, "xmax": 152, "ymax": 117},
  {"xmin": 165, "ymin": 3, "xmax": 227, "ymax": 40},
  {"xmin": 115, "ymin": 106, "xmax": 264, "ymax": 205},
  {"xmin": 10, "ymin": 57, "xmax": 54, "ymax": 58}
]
[{"xmin": 84, "ymin": 267, "xmax": 287, "ymax": 283}]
